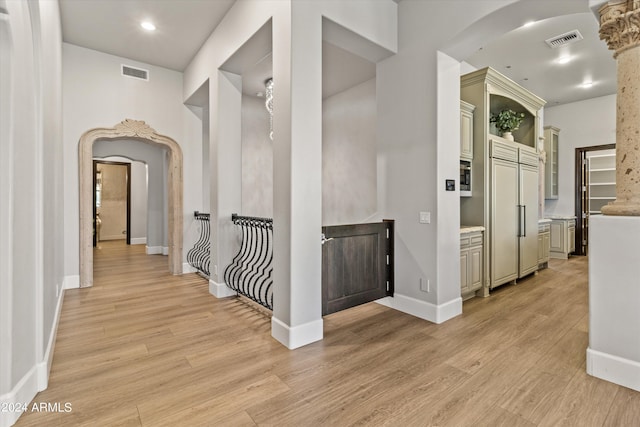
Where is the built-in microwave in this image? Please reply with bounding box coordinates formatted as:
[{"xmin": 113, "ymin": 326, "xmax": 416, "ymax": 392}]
[{"xmin": 460, "ymin": 160, "xmax": 471, "ymax": 197}]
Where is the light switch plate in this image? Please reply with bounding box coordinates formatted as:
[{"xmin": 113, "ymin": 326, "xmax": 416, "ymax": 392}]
[{"xmin": 419, "ymin": 211, "xmax": 431, "ymax": 224}]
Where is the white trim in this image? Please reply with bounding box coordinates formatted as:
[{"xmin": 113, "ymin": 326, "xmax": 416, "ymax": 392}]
[
  {"xmin": 130, "ymin": 237, "xmax": 147, "ymax": 245},
  {"xmin": 587, "ymin": 347, "xmax": 640, "ymax": 392},
  {"xmin": 182, "ymin": 263, "xmax": 197, "ymax": 274},
  {"xmin": 146, "ymin": 245, "xmax": 163, "ymax": 255},
  {"xmin": 376, "ymin": 294, "xmax": 462, "ymax": 324},
  {"xmin": 271, "ymin": 316, "xmax": 323, "ymax": 350},
  {"xmin": 99, "ymin": 235, "xmax": 127, "ymax": 241},
  {"xmin": 37, "ymin": 287, "xmax": 64, "ymax": 391},
  {"xmin": 208, "ymin": 279, "xmax": 237, "ymax": 298},
  {"xmin": 161, "ymin": 246, "xmax": 169, "ymax": 256},
  {"xmin": 62, "ymin": 275, "xmax": 79, "ymax": 290},
  {"xmin": 0, "ymin": 365, "xmax": 38, "ymax": 427}
]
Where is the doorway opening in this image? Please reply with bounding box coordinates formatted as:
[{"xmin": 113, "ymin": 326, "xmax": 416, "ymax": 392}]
[
  {"xmin": 574, "ymin": 143, "xmax": 616, "ymax": 256},
  {"xmin": 79, "ymin": 119, "xmax": 183, "ymax": 287},
  {"xmin": 93, "ymin": 160, "xmax": 131, "ymax": 247}
]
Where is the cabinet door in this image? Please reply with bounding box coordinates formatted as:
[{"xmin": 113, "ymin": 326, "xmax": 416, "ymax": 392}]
[
  {"xmin": 461, "ymin": 109, "xmax": 474, "ymax": 160},
  {"xmin": 491, "ymin": 158, "xmax": 519, "ymax": 286},
  {"xmin": 542, "ymin": 232, "xmax": 550, "ymax": 262},
  {"xmin": 519, "ymin": 163, "xmax": 539, "ymax": 277},
  {"xmin": 550, "ymin": 221, "xmax": 564, "ymax": 252},
  {"xmin": 460, "ymin": 250, "xmax": 469, "ymax": 294},
  {"xmin": 469, "ymin": 245, "xmax": 483, "ymax": 291},
  {"xmin": 568, "ymin": 225, "xmax": 576, "ymax": 254},
  {"xmin": 538, "ymin": 233, "xmax": 544, "ymax": 264}
]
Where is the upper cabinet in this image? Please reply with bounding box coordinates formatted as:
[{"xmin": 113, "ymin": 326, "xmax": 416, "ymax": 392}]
[
  {"xmin": 544, "ymin": 126, "xmax": 560, "ymax": 200},
  {"xmin": 461, "ymin": 67, "xmax": 545, "ymax": 150},
  {"xmin": 460, "ymin": 100, "xmax": 475, "ymax": 160}
]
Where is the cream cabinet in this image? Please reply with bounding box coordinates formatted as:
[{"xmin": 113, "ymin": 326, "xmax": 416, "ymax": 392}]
[
  {"xmin": 460, "ymin": 230, "xmax": 483, "ymax": 300},
  {"xmin": 544, "ymin": 126, "xmax": 559, "ymax": 200},
  {"xmin": 460, "ymin": 101, "xmax": 475, "ymax": 160},
  {"xmin": 461, "ymin": 67, "xmax": 545, "ymax": 295},
  {"xmin": 538, "ymin": 220, "xmax": 551, "ymax": 268},
  {"xmin": 549, "ymin": 217, "xmax": 576, "ymax": 259}
]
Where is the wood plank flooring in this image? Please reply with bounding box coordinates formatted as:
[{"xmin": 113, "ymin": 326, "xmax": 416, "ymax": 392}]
[{"xmin": 15, "ymin": 241, "xmax": 640, "ymax": 426}]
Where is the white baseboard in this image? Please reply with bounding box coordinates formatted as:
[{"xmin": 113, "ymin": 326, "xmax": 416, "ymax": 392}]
[
  {"xmin": 146, "ymin": 246, "xmax": 168, "ymax": 255},
  {"xmin": 37, "ymin": 286, "xmax": 65, "ymax": 391},
  {"xmin": 0, "ymin": 365, "xmax": 39, "ymax": 427},
  {"xmin": 271, "ymin": 316, "xmax": 323, "ymax": 350},
  {"xmin": 182, "ymin": 263, "xmax": 197, "ymax": 274},
  {"xmin": 99, "ymin": 235, "xmax": 126, "ymax": 241},
  {"xmin": 62, "ymin": 275, "xmax": 79, "ymax": 290},
  {"xmin": 130, "ymin": 237, "xmax": 147, "ymax": 245},
  {"xmin": 376, "ymin": 293, "xmax": 462, "ymax": 324},
  {"xmin": 587, "ymin": 347, "xmax": 640, "ymax": 392},
  {"xmin": 209, "ymin": 279, "xmax": 237, "ymax": 298}
]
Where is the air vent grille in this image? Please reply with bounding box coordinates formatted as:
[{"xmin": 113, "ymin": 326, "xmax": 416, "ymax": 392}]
[
  {"xmin": 121, "ymin": 65, "xmax": 149, "ymax": 81},
  {"xmin": 545, "ymin": 30, "xmax": 584, "ymax": 48}
]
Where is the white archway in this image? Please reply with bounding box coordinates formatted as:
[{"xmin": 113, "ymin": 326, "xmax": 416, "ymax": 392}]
[{"xmin": 79, "ymin": 119, "xmax": 183, "ymax": 287}]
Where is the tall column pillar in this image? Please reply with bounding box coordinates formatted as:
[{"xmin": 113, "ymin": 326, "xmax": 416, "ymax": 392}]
[{"xmin": 599, "ymin": 1, "xmax": 640, "ymax": 215}]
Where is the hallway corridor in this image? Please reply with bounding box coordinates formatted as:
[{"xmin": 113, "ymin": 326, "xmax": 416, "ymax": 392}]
[{"xmin": 15, "ymin": 244, "xmax": 640, "ymax": 426}]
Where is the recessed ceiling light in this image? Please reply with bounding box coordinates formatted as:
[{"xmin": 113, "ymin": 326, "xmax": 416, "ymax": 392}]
[
  {"xmin": 140, "ymin": 21, "xmax": 156, "ymax": 31},
  {"xmin": 523, "ymin": 20, "xmax": 536, "ymax": 28},
  {"xmin": 558, "ymin": 55, "xmax": 571, "ymax": 64},
  {"xmin": 581, "ymin": 80, "xmax": 594, "ymax": 88}
]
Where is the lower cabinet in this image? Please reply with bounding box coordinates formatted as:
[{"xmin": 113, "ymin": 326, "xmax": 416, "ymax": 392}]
[
  {"xmin": 460, "ymin": 231, "xmax": 483, "ymax": 300},
  {"xmin": 538, "ymin": 222, "xmax": 551, "ymax": 268},
  {"xmin": 549, "ymin": 217, "xmax": 576, "ymax": 259}
]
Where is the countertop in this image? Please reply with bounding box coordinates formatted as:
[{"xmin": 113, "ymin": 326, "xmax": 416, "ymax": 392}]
[
  {"xmin": 460, "ymin": 225, "xmax": 485, "ymax": 234},
  {"xmin": 546, "ymin": 215, "xmax": 577, "ymax": 220},
  {"xmin": 538, "ymin": 218, "xmax": 552, "ymax": 224}
]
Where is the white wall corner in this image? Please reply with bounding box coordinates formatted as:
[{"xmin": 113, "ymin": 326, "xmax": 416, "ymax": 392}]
[
  {"xmin": 182, "ymin": 263, "xmax": 197, "ymax": 274},
  {"xmin": 62, "ymin": 275, "xmax": 79, "ymax": 290},
  {"xmin": 376, "ymin": 294, "xmax": 462, "ymax": 324},
  {"xmin": 208, "ymin": 279, "xmax": 237, "ymax": 298},
  {"xmin": 271, "ymin": 316, "xmax": 323, "ymax": 350},
  {"xmin": 0, "ymin": 365, "xmax": 39, "ymax": 427},
  {"xmin": 130, "ymin": 237, "xmax": 147, "ymax": 245},
  {"xmin": 587, "ymin": 348, "xmax": 640, "ymax": 392},
  {"xmin": 37, "ymin": 288, "xmax": 65, "ymax": 391}
]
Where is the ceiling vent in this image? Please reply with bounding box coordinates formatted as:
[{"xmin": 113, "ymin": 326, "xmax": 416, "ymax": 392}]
[
  {"xmin": 545, "ymin": 30, "xmax": 584, "ymax": 48},
  {"xmin": 121, "ymin": 65, "xmax": 149, "ymax": 81}
]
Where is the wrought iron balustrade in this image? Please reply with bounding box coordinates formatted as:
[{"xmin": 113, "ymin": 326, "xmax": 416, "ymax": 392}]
[
  {"xmin": 224, "ymin": 214, "xmax": 273, "ymax": 310},
  {"xmin": 187, "ymin": 211, "xmax": 211, "ymax": 277}
]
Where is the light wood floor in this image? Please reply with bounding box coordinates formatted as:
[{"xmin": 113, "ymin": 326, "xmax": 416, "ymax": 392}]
[{"xmin": 16, "ymin": 241, "xmax": 640, "ymax": 426}]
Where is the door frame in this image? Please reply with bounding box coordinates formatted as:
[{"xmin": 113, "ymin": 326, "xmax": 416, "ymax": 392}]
[
  {"xmin": 79, "ymin": 119, "xmax": 183, "ymax": 287},
  {"xmin": 574, "ymin": 143, "xmax": 615, "ymax": 256},
  {"xmin": 93, "ymin": 160, "xmax": 132, "ymax": 246}
]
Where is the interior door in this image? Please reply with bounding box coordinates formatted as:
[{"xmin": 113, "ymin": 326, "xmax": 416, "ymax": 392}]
[
  {"xmin": 519, "ymin": 163, "xmax": 539, "ymax": 277},
  {"xmin": 491, "ymin": 158, "xmax": 519, "ymax": 288},
  {"xmin": 321, "ymin": 221, "xmax": 393, "ymax": 316}
]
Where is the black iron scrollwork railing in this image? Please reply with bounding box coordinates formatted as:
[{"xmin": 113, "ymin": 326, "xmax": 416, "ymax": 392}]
[
  {"xmin": 187, "ymin": 211, "xmax": 211, "ymax": 277},
  {"xmin": 224, "ymin": 214, "xmax": 274, "ymax": 310}
]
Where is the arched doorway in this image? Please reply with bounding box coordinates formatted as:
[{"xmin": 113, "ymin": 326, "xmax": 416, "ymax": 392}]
[{"xmin": 78, "ymin": 119, "xmax": 183, "ymax": 287}]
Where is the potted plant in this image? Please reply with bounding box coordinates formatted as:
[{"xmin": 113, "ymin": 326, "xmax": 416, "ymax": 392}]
[{"xmin": 490, "ymin": 109, "xmax": 525, "ymax": 141}]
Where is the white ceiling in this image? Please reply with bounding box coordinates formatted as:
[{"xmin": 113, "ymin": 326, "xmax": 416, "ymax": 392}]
[
  {"xmin": 59, "ymin": 0, "xmax": 235, "ymax": 71},
  {"xmin": 465, "ymin": 12, "xmax": 616, "ymax": 107},
  {"xmin": 59, "ymin": 1, "xmax": 616, "ymax": 106}
]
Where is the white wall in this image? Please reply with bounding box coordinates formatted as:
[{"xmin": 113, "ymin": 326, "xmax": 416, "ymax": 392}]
[
  {"xmin": 241, "ymin": 95, "xmax": 273, "ymax": 217},
  {"xmin": 1, "ymin": 1, "xmax": 64, "ymax": 426},
  {"xmin": 322, "ymin": 78, "xmax": 377, "ymax": 225},
  {"xmin": 240, "ymin": 78, "xmax": 377, "ymax": 224},
  {"xmin": 544, "ymin": 94, "xmax": 616, "ymax": 216},
  {"xmin": 62, "ymin": 43, "xmax": 203, "ymax": 281}
]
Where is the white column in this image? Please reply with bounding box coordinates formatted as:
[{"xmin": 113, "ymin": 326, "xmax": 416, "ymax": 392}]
[{"xmin": 271, "ymin": 2, "xmax": 323, "ymax": 349}]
